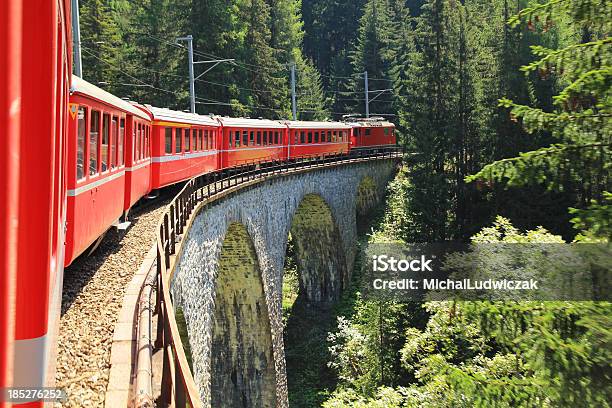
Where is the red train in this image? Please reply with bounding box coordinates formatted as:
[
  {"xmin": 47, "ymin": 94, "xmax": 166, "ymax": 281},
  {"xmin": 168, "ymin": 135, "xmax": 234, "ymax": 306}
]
[
  {"xmin": 0, "ymin": 2, "xmax": 395, "ymax": 404},
  {"xmin": 64, "ymin": 81, "xmax": 395, "ymax": 267}
]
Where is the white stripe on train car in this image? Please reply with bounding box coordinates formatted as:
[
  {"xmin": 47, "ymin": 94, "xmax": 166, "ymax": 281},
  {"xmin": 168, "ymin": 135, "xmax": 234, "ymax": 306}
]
[
  {"xmin": 220, "ymin": 142, "xmax": 347, "ymax": 152},
  {"xmin": 125, "ymin": 161, "xmax": 150, "ymax": 172},
  {"xmin": 151, "ymin": 150, "xmax": 218, "ymax": 163},
  {"xmin": 67, "ymin": 170, "xmax": 126, "ymax": 197}
]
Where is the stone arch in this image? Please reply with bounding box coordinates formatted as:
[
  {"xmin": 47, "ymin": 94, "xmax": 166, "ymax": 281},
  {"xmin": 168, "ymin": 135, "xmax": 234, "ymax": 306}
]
[
  {"xmin": 355, "ymin": 175, "xmax": 379, "ymax": 218},
  {"xmin": 287, "ymin": 194, "xmax": 347, "ymax": 304},
  {"xmin": 210, "ymin": 222, "xmax": 277, "ymax": 408}
]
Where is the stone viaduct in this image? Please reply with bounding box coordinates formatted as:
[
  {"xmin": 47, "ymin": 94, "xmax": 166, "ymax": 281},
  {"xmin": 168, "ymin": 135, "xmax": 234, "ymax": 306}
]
[{"xmin": 168, "ymin": 159, "xmax": 398, "ymax": 407}]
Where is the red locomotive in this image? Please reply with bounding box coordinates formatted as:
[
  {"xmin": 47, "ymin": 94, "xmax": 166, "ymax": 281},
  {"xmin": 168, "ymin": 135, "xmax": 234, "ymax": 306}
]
[{"xmin": 347, "ymin": 117, "xmax": 396, "ymax": 150}]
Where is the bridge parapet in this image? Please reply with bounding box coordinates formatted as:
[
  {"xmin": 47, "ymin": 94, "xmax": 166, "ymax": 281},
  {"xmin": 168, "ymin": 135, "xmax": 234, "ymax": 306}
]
[{"xmin": 151, "ymin": 148, "xmax": 401, "ymax": 408}]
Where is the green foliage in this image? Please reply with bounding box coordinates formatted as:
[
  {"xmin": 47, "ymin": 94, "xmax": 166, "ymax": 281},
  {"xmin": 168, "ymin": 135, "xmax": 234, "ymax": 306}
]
[
  {"xmin": 325, "ymin": 217, "xmax": 612, "ymax": 408},
  {"xmin": 570, "ymin": 191, "xmax": 612, "ymax": 240},
  {"xmin": 468, "ymin": 0, "xmax": 611, "ymax": 219}
]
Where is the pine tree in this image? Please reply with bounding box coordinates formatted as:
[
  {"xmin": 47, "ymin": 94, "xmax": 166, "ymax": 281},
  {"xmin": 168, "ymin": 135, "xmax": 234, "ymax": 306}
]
[{"xmin": 295, "ymin": 55, "xmax": 329, "ymax": 120}]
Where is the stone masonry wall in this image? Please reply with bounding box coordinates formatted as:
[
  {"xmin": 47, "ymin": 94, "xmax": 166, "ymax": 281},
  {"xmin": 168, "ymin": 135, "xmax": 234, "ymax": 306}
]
[{"xmin": 170, "ymin": 160, "xmax": 397, "ymax": 407}]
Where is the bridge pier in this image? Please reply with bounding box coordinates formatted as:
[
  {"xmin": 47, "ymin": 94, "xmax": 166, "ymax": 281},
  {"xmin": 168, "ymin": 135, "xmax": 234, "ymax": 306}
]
[{"xmin": 169, "ymin": 160, "xmax": 397, "ymax": 407}]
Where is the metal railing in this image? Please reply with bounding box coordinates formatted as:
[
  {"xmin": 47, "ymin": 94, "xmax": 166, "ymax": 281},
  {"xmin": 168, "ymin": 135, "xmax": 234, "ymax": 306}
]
[{"xmin": 153, "ymin": 146, "xmax": 403, "ymax": 407}]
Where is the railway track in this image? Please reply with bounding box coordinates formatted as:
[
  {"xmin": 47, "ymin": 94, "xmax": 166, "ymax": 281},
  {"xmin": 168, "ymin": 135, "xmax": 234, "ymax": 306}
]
[{"xmin": 55, "ymin": 193, "xmax": 173, "ymax": 407}]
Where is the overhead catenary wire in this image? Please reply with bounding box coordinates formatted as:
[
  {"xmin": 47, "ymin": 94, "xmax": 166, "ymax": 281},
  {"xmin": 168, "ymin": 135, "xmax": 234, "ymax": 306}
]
[{"xmin": 80, "ymin": 44, "xmax": 397, "ymax": 119}]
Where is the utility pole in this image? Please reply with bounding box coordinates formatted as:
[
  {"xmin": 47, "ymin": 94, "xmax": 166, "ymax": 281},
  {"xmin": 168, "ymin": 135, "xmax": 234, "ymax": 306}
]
[
  {"xmin": 364, "ymin": 71, "xmax": 369, "ymax": 118},
  {"xmin": 71, "ymin": 0, "xmax": 83, "ymax": 77},
  {"xmin": 176, "ymin": 35, "xmax": 195, "ymax": 113},
  {"xmin": 176, "ymin": 35, "xmax": 235, "ymax": 114},
  {"xmin": 291, "ymin": 63, "xmax": 297, "ymax": 120}
]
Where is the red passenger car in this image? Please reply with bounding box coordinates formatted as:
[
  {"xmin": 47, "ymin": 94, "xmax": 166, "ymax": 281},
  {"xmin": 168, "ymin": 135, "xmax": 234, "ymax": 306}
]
[
  {"xmin": 284, "ymin": 121, "xmax": 351, "ymax": 159},
  {"xmin": 65, "ymin": 76, "xmax": 152, "ymax": 266},
  {"xmin": 124, "ymin": 105, "xmax": 153, "ymax": 219},
  {"xmin": 217, "ymin": 117, "xmax": 288, "ymax": 168},
  {"xmin": 145, "ymin": 106, "xmax": 220, "ymax": 189},
  {"xmin": 347, "ymin": 117, "xmax": 396, "ymax": 149}
]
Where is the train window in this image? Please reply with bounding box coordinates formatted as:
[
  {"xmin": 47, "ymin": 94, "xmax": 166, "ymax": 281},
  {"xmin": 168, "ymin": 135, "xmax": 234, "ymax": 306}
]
[
  {"xmin": 140, "ymin": 125, "xmax": 145, "ymax": 160},
  {"xmin": 249, "ymin": 131, "xmax": 254, "ymax": 146},
  {"xmin": 111, "ymin": 116, "xmax": 118, "ymax": 169},
  {"xmin": 384, "ymin": 128, "xmax": 389, "ymax": 135},
  {"xmin": 242, "ymin": 130, "xmax": 247, "ymax": 147},
  {"xmin": 300, "ymin": 131, "xmax": 305, "ymax": 144},
  {"xmin": 206, "ymin": 129, "xmax": 210, "ymax": 150},
  {"xmin": 365, "ymin": 128, "xmax": 371, "ymax": 136},
  {"xmin": 119, "ymin": 119, "xmax": 125, "ymax": 165},
  {"xmin": 165, "ymin": 128, "xmax": 172, "ymax": 154},
  {"xmin": 90, "ymin": 111, "xmax": 99, "ymax": 175},
  {"xmin": 77, "ymin": 107, "xmax": 87, "ymax": 180},
  {"xmin": 146, "ymin": 126, "xmax": 150, "ymax": 158},
  {"xmin": 135, "ymin": 124, "xmax": 140, "ymax": 161},
  {"xmin": 102, "ymin": 114, "xmax": 110, "ymax": 172},
  {"xmin": 327, "ymin": 131, "xmax": 332, "ymax": 142},
  {"xmin": 315, "ymin": 131, "xmax": 319, "ymax": 143},
  {"xmin": 308, "ymin": 132, "xmax": 312, "ymax": 144},
  {"xmin": 185, "ymin": 129, "xmax": 191, "ymax": 152},
  {"xmin": 261, "ymin": 131, "xmax": 266, "ymax": 145},
  {"xmin": 175, "ymin": 128, "xmax": 182, "ymax": 153},
  {"xmin": 197, "ymin": 129, "xmax": 202, "ymax": 150},
  {"xmin": 143, "ymin": 126, "xmax": 148, "ymax": 159},
  {"xmin": 257, "ymin": 131, "xmax": 261, "ymax": 146},
  {"xmin": 234, "ymin": 131, "xmax": 240, "ymax": 147}
]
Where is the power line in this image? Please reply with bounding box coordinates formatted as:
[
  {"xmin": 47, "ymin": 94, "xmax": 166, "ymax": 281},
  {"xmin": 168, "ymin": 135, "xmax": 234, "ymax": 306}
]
[
  {"xmin": 82, "ymin": 45, "xmax": 281, "ymax": 95},
  {"xmin": 79, "ymin": 45, "xmax": 397, "ymax": 119}
]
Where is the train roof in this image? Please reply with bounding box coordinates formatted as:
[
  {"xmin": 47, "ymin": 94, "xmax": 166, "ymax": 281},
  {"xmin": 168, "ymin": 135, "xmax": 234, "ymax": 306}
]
[
  {"xmin": 144, "ymin": 105, "xmax": 219, "ymax": 126},
  {"xmin": 215, "ymin": 117, "xmax": 287, "ymax": 129},
  {"xmin": 282, "ymin": 120, "xmax": 352, "ymax": 130},
  {"xmin": 70, "ymin": 75, "xmax": 151, "ymax": 120},
  {"xmin": 345, "ymin": 118, "xmax": 395, "ymax": 128}
]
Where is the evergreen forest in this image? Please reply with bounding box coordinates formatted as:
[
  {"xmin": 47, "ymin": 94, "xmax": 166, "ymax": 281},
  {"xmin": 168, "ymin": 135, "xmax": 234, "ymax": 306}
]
[{"xmin": 79, "ymin": 0, "xmax": 610, "ymax": 406}]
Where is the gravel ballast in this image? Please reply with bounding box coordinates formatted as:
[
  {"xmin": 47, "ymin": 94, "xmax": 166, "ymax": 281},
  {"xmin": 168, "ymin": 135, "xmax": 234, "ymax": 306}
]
[{"xmin": 55, "ymin": 198, "xmax": 170, "ymax": 407}]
